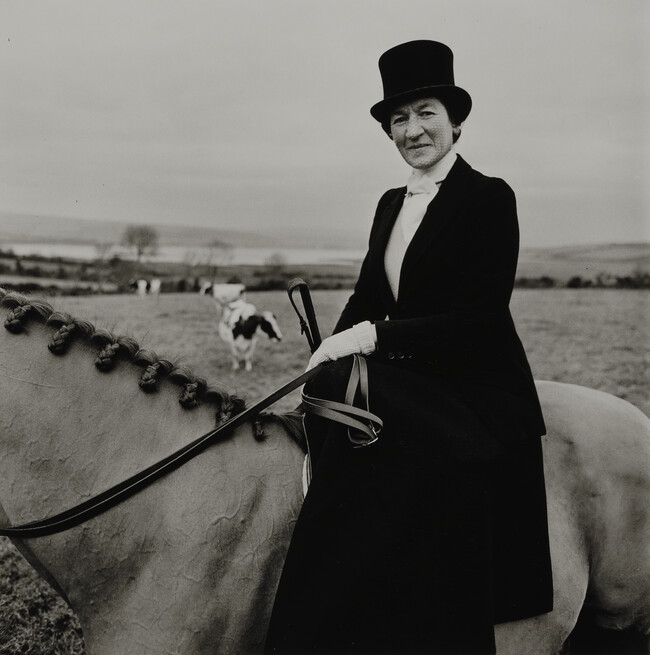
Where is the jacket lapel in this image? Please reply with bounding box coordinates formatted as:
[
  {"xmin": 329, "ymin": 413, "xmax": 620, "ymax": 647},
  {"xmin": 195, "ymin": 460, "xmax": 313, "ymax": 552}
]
[
  {"xmin": 398, "ymin": 156, "xmax": 473, "ymax": 299},
  {"xmin": 370, "ymin": 188, "xmax": 405, "ymax": 310}
]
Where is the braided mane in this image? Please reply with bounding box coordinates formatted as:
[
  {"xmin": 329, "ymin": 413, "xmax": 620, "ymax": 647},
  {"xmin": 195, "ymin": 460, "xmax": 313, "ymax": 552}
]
[{"xmin": 0, "ymin": 287, "xmax": 247, "ymax": 428}]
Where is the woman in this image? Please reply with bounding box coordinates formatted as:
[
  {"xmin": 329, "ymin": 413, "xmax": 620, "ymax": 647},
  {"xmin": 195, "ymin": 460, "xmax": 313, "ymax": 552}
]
[{"xmin": 266, "ymin": 40, "xmax": 553, "ymax": 654}]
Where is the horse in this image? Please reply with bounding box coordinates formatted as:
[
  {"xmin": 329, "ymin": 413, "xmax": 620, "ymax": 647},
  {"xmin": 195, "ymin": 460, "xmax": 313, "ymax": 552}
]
[{"xmin": 0, "ymin": 288, "xmax": 648, "ymax": 655}]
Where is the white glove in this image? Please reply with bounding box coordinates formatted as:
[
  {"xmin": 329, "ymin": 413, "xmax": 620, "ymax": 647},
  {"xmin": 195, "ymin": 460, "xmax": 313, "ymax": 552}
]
[{"xmin": 306, "ymin": 321, "xmax": 377, "ymax": 371}]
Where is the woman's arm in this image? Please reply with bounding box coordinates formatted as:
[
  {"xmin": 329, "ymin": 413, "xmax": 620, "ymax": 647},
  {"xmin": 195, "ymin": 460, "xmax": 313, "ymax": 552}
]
[{"xmin": 334, "ymin": 250, "xmax": 386, "ymax": 332}]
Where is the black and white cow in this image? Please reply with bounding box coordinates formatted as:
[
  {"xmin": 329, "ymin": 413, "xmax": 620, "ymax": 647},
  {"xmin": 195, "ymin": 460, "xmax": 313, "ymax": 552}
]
[
  {"xmin": 129, "ymin": 278, "xmax": 161, "ymax": 297},
  {"xmin": 218, "ymin": 299, "xmax": 282, "ymax": 371}
]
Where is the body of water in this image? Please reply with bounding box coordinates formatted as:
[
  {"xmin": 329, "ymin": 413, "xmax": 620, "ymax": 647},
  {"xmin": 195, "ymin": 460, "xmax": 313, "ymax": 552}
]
[{"xmin": 2, "ymin": 243, "xmax": 365, "ymax": 266}]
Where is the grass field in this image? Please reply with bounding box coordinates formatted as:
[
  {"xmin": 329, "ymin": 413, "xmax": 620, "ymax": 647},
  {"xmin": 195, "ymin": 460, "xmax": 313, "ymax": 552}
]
[{"xmin": 0, "ymin": 288, "xmax": 648, "ymax": 653}]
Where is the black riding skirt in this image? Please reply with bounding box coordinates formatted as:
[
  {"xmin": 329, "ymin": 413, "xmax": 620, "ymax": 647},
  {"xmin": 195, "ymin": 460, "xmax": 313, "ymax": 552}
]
[{"xmin": 265, "ymin": 357, "xmax": 552, "ymax": 654}]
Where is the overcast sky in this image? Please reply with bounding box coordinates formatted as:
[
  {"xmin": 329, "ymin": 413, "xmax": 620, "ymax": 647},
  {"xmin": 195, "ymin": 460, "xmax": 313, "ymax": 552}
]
[{"xmin": 1, "ymin": 0, "xmax": 647, "ymax": 248}]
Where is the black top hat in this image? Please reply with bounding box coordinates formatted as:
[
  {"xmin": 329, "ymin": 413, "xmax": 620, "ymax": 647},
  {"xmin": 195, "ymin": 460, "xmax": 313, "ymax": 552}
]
[{"xmin": 370, "ymin": 40, "xmax": 472, "ymax": 126}]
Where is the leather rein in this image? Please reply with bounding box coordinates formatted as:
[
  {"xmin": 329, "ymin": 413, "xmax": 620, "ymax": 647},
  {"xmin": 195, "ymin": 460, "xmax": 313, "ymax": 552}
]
[
  {"xmin": 0, "ymin": 366, "xmax": 322, "ymax": 539},
  {"xmin": 288, "ymin": 278, "xmax": 382, "ymax": 447},
  {"xmin": 0, "ymin": 281, "xmax": 381, "ymax": 539}
]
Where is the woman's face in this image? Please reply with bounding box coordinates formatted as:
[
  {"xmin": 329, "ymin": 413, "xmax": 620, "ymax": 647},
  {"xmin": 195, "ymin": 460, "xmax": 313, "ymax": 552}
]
[{"xmin": 389, "ymin": 97, "xmax": 457, "ymax": 170}]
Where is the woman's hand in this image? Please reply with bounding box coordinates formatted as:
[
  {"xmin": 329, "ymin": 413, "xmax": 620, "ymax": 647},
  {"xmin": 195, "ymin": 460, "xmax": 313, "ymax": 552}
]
[{"xmin": 306, "ymin": 321, "xmax": 377, "ymax": 371}]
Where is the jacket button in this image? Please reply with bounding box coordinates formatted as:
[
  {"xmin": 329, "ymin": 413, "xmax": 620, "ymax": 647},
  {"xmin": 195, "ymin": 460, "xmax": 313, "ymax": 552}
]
[
  {"xmin": 388, "ymin": 352, "xmax": 395, "ymax": 359},
  {"xmin": 397, "ymin": 352, "xmax": 404, "ymax": 359}
]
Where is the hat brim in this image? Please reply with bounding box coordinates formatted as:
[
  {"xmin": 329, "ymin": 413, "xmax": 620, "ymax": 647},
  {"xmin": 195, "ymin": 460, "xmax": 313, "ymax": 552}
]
[{"xmin": 370, "ymin": 85, "xmax": 472, "ymax": 125}]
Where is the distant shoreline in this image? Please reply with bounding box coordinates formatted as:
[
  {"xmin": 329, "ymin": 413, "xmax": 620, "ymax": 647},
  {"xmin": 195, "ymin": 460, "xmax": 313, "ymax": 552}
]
[{"xmin": 1, "ymin": 242, "xmax": 366, "ymax": 266}]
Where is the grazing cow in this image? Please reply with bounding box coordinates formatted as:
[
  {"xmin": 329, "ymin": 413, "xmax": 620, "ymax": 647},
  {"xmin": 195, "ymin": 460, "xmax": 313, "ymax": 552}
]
[
  {"xmin": 218, "ymin": 299, "xmax": 282, "ymax": 371},
  {"xmin": 129, "ymin": 278, "xmax": 161, "ymax": 297},
  {"xmin": 149, "ymin": 278, "xmax": 161, "ymax": 296},
  {"xmin": 200, "ymin": 282, "xmax": 246, "ymax": 305}
]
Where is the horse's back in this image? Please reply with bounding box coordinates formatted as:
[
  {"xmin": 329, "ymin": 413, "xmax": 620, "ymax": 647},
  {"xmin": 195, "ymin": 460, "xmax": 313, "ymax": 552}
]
[{"xmin": 537, "ymin": 381, "xmax": 650, "ymax": 634}]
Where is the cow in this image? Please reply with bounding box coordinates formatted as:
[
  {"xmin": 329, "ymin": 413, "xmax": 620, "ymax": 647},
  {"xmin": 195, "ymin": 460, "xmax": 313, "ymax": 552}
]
[
  {"xmin": 218, "ymin": 298, "xmax": 282, "ymax": 371},
  {"xmin": 199, "ymin": 282, "xmax": 246, "ymax": 305},
  {"xmin": 129, "ymin": 278, "xmax": 161, "ymax": 297}
]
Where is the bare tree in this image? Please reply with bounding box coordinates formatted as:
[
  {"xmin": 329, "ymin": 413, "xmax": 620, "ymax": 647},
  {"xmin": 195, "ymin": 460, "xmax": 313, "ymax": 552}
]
[
  {"xmin": 94, "ymin": 241, "xmax": 113, "ymax": 261},
  {"xmin": 121, "ymin": 225, "xmax": 159, "ymax": 263},
  {"xmin": 94, "ymin": 241, "xmax": 113, "ymax": 293},
  {"xmin": 202, "ymin": 239, "xmax": 234, "ymax": 280},
  {"xmin": 265, "ymin": 252, "xmax": 287, "ymax": 276}
]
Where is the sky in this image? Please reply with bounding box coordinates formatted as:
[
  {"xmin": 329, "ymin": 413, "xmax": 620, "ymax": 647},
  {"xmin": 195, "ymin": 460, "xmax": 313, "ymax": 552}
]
[{"xmin": 1, "ymin": 0, "xmax": 648, "ymax": 249}]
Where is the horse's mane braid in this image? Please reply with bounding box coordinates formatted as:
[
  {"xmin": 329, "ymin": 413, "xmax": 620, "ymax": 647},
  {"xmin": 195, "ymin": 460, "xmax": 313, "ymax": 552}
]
[
  {"xmin": 1, "ymin": 290, "xmax": 54, "ymax": 333},
  {"xmin": 92, "ymin": 328, "xmax": 140, "ymax": 371},
  {"xmin": 134, "ymin": 349, "xmax": 175, "ymax": 392},
  {"xmin": 47, "ymin": 311, "xmax": 95, "ymax": 354},
  {"xmin": 0, "ymin": 288, "xmax": 248, "ymax": 425}
]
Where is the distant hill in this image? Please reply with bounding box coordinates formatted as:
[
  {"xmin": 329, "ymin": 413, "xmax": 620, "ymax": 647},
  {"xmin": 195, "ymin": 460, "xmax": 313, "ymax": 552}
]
[
  {"xmin": 0, "ymin": 212, "xmax": 366, "ymax": 249},
  {"xmin": 0, "ymin": 212, "xmax": 280, "ymax": 248},
  {"xmin": 1, "ymin": 212, "xmax": 648, "ymax": 283},
  {"xmin": 517, "ymin": 243, "xmax": 650, "ymax": 283}
]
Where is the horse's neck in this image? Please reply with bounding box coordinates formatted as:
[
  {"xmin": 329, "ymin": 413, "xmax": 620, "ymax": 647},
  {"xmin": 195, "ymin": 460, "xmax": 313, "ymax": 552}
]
[
  {"xmin": 0, "ymin": 321, "xmax": 217, "ymax": 522},
  {"xmin": 61, "ymin": 420, "xmax": 304, "ymax": 655},
  {"xmin": 0, "ymin": 320, "xmax": 305, "ymax": 654}
]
